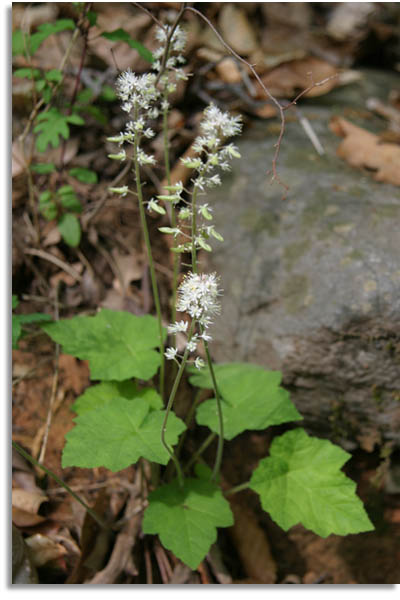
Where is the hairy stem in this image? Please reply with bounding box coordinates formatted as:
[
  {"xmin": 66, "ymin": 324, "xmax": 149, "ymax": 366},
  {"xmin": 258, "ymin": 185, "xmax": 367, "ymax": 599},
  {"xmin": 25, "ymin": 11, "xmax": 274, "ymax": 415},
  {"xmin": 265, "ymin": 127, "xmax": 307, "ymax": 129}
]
[
  {"xmin": 161, "ymin": 320, "xmax": 196, "ymax": 486},
  {"xmin": 224, "ymin": 481, "xmax": 250, "ymax": 497},
  {"xmin": 184, "ymin": 432, "xmax": 216, "ymax": 473},
  {"xmin": 203, "ymin": 339, "xmax": 224, "ymax": 481},
  {"xmin": 190, "ymin": 182, "xmax": 224, "ymax": 481},
  {"xmin": 133, "ymin": 131, "xmax": 165, "ymax": 401},
  {"xmin": 191, "ymin": 185, "xmax": 198, "ymax": 272},
  {"xmin": 162, "ymin": 101, "xmax": 179, "ymax": 336}
]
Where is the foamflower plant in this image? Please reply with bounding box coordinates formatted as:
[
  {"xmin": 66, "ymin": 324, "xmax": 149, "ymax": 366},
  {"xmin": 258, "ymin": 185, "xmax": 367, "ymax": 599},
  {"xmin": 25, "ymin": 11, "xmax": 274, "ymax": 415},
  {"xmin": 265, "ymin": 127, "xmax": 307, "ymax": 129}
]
[{"xmin": 41, "ymin": 20, "xmax": 374, "ymax": 573}]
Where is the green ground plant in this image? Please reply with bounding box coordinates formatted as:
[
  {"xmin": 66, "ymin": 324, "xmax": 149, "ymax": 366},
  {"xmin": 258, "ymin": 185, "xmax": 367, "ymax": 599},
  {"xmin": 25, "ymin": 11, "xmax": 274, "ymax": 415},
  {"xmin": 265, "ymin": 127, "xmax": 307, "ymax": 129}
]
[{"xmin": 13, "ymin": 7, "xmax": 374, "ymax": 573}]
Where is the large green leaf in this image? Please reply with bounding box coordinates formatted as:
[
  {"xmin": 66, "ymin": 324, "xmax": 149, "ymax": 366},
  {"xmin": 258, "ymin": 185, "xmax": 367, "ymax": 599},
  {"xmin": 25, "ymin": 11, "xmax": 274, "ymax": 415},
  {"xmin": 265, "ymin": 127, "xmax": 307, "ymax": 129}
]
[
  {"xmin": 42, "ymin": 309, "xmax": 164, "ymax": 381},
  {"xmin": 142, "ymin": 478, "xmax": 234, "ymax": 570},
  {"xmin": 72, "ymin": 380, "xmax": 162, "ymax": 414},
  {"xmin": 250, "ymin": 428, "xmax": 374, "ymax": 537},
  {"xmin": 62, "ymin": 397, "xmax": 186, "ymax": 471},
  {"xmin": 190, "ymin": 363, "xmax": 301, "ymax": 440}
]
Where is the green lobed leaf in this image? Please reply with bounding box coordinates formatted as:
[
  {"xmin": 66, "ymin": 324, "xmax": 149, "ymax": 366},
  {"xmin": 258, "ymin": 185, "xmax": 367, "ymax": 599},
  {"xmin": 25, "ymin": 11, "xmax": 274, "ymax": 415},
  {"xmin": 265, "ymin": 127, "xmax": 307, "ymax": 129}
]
[
  {"xmin": 34, "ymin": 108, "xmax": 70, "ymax": 152},
  {"xmin": 62, "ymin": 397, "xmax": 186, "ymax": 471},
  {"xmin": 66, "ymin": 113, "xmax": 85, "ymax": 126},
  {"xmin": 190, "ymin": 363, "xmax": 301, "ymax": 440},
  {"xmin": 12, "ymin": 30, "xmax": 25, "ymax": 56},
  {"xmin": 250, "ymin": 428, "xmax": 374, "ymax": 537},
  {"xmin": 58, "ymin": 213, "xmax": 81, "ymax": 247},
  {"xmin": 101, "ymin": 29, "xmax": 153, "ymax": 62},
  {"xmin": 45, "ymin": 69, "xmax": 63, "ymax": 83},
  {"xmin": 69, "ymin": 167, "xmax": 98, "ymax": 184},
  {"xmin": 57, "ymin": 185, "xmax": 82, "ymax": 213},
  {"xmin": 13, "ymin": 67, "xmax": 41, "ymax": 79},
  {"xmin": 31, "ymin": 162, "xmax": 56, "ymax": 175},
  {"xmin": 142, "ymin": 478, "xmax": 234, "ymax": 570},
  {"xmin": 72, "ymin": 380, "xmax": 162, "ymax": 414},
  {"xmin": 35, "ymin": 80, "xmax": 47, "ymax": 93},
  {"xmin": 38, "ymin": 190, "xmax": 57, "ymax": 220},
  {"xmin": 42, "ymin": 309, "xmax": 165, "ymax": 381}
]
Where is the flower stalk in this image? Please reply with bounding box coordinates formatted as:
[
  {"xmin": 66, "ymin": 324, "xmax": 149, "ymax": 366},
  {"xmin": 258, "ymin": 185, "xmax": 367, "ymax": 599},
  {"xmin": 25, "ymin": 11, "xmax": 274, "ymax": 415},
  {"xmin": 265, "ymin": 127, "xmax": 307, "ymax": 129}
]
[{"xmin": 132, "ymin": 120, "xmax": 165, "ymax": 401}]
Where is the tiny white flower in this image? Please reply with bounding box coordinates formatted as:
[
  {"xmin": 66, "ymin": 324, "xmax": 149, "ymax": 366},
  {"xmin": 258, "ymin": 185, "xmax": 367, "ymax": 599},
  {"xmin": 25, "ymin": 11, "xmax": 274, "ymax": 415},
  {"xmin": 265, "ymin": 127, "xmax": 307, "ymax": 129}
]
[
  {"xmin": 165, "ymin": 347, "xmax": 178, "ymax": 360},
  {"xmin": 186, "ymin": 335, "xmax": 198, "ymax": 353},
  {"xmin": 194, "ymin": 357, "xmax": 205, "ymax": 370},
  {"xmin": 168, "ymin": 320, "xmax": 188, "ymax": 334},
  {"xmin": 200, "ymin": 332, "xmax": 212, "ymax": 342},
  {"xmin": 137, "ymin": 149, "xmax": 156, "ymax": 165}
]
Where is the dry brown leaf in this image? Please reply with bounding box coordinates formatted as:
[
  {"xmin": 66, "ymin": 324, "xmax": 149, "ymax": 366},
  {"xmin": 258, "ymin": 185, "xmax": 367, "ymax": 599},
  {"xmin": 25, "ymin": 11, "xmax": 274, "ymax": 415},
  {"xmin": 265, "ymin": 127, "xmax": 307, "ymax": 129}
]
[
  {"xmin": 88, "ymin": 10, "xmax": 151, "ymax": 71},
  {"xmin": 215, "ymin": 57, "xmax": 242, "ymax": 84},
  {"xmin": 58, "ymin": 354, "xmax": 90, "ymax": 396},
  {"xmin": 258, "ymin": 57, "xmax": 339, "ymax": 99},
  {"xmin": 228, "ymin": 501, "xmax": 277, "ymax": 584},
  {"xmin": 111, "ymin": 250, "xmax": 144, "ymax": 294},
  {"xmin": 253, "ymin": 104, "xmax": 278, "ymax": 119},
  {"xmin": 218, "ymin": 4, "xmax": 258, "ymax": 56},
  {"xmin": 25, "ymin": 533, "xmax": 67, "ymax": 567},
  {"xmin": 12, "ymin": 488, "xmax": 48, "ymax": 515},
  {"xmin": 50, "ymin": 262, "xmax": 84, "ymax": 288},
  {"xmin": 12, "ymin": 506, "xmax": 46, "ymax": 528},
  {"xmin": 330, "ymin": 116, "xmax": 400, "ymax": 186},
  {"xmin": 42, "ymin": 226, "xmax": 61, "ymax": 247},
  {"xmin": 12, "ymin": 141, "xmax": 26, "ymax": 178},
  {"xmin": 12, "ymin": 488, "xmax": 48, "ymax": 527}
]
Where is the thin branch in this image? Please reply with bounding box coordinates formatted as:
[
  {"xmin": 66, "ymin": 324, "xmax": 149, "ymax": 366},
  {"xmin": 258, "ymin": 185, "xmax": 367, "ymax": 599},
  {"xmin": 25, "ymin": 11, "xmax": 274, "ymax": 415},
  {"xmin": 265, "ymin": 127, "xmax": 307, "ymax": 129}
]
[
  {"xmin": 24, "ymin": 247, "xmax": 83, "ymax": 281},
  {"xmin": 184, "ymin": 6, "xmax": 288, "ymax": 194},
  {"xmin": 38, "ymin": 286, "xmax": 60, "ymax": 464},
  {"xmin": 184, "ymin": 6, "xmax": 338, "ymax": 198},
  {"xmin": 131, "ymin": 2, "xmax": 166, "ymax": 31}
]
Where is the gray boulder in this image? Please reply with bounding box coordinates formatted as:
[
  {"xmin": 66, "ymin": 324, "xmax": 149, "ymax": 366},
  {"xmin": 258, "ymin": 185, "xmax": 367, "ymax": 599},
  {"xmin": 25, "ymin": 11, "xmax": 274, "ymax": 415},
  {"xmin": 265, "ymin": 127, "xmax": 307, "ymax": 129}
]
[{"xmin": 205, "ymin": 70, "xmax": 400, "ymax": 450}]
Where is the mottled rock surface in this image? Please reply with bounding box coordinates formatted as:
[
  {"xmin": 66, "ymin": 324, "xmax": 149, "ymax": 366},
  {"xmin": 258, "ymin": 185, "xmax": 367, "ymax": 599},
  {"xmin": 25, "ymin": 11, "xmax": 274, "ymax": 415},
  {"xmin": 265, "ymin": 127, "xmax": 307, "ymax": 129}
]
[{"xmin": 205, "ymin": 70, "xmax": 400, "ymax": 450}]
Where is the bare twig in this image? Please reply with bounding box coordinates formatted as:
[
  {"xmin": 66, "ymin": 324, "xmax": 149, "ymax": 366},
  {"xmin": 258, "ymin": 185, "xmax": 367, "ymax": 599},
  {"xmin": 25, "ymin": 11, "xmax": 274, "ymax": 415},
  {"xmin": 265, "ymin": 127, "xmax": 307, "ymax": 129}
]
[
  {"xmin": 184, "ymin": 6, "xmax": 338, "ymax": 197},
  {"xmin": 131, "ymin": 2, "xmax": 166, "ymax": 31},
  {"xmin": 24, "ymin": 247, "xmax": 83, "ymax": 281},
  {"xmin": 184, "ymin": 6, "xmax": 288, "ymax": 194},
  {"xmin": 37, "ymin": 286, "xmax": 60, "ymax": 465},
  {"xmin": 87, "ymin": 493, "xmax": 142, "ymax": 584}
]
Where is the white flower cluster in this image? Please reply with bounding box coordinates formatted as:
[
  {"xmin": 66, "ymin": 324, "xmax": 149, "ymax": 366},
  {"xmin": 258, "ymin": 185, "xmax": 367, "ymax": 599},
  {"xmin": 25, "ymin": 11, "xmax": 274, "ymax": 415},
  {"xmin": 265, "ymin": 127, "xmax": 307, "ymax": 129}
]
[
  {"xmin": 176, "ymin": 272, "xmax": 220, "ymax": 325},
  {"xmin": 152, "ymin": 25, "xmax": 188, "ymax": 95},
  {"xmin": 108, "ymin": 70, "xmax": 160, "ymax": 166},
  {"xmin": 164, "ymin": 272, "xmax": 221, "ymax": 369},
  {"xmin": 158, "ymin": 104, "xmax": 242, "ymax": 252},
  {"xmin": 115, "ymin": 70, "xmax": 159, "ymax": 113}
]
